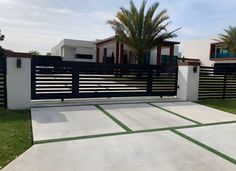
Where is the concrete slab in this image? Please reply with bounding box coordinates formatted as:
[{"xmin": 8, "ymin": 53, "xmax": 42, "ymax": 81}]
[
  {"xmin": 153, "ymin": 102, "xmax": 236, "ymax": 124},
  {"xmin": 179, "ymin": 123, "xmax": 236, "ymax": 160},
  {"xmin": 31, "ymin": 106, "xmax": 125, "ymax": 141},
  {"xmin": 3, "ymin": 131, "xmax": 236, "ymax": 171},
  {"xmin": 100, "ymin": 103, "xmax": 195, "ymax": 130}
]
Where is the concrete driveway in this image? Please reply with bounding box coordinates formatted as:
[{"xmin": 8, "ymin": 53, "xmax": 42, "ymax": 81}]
[{"xmin": 2, "ymin": 102, "xmax": 236, "ymax": 171}]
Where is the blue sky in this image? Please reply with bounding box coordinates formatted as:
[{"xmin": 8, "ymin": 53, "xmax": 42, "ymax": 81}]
[{"xmin": 0, "ymin": 0, "xmax": 235, "ymax": 54}]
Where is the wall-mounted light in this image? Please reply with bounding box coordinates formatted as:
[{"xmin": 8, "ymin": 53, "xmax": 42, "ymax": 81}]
[
  {"xmin": 193, "ymin": 66, "xmax": 198, "ymax": 73},
  {"xmin": 16, "ymin": 58, "xmax": 21, "ymax": 68}
]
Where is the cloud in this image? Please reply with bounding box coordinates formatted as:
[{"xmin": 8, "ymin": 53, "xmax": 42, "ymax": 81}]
[{"xmin": 0, "ymin": 0, "xmax": 236, "ymax": 54}]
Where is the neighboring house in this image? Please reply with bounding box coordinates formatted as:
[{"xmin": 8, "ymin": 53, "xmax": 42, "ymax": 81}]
[
  {"xmin": 51, "ymin": 39, "xmax": 96, "ymax": 62},
  {"xmin": 52, "ymin": 36, "xmax": 181, "ymax": 65},
  {"xmin": 183, "ymin": 37, "xmax": 236, "ymax": 67}
]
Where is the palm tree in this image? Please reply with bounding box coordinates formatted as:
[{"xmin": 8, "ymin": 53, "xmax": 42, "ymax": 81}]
[
  {"xmin": 107, "ymin": 0, "xmax": 179, "ymax": 64},
  {"xmin": 218, "ymin": 26, "xmax": 236, "ymax": 55},
  {"xmin": 29, "ymin": 50, "xmax": 40, "ymax": 56}
]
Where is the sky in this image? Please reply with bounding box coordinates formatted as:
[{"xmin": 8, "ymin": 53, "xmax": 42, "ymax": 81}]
[{"xmin": 0, "ymin": 0, "xmax": 235, "ymax": 54}]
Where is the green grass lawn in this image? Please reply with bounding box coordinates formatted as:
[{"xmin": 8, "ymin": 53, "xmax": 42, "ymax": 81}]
[
  {"xmin": 197, "ymin": 99, "xmax": 236, "ymax": 115},
  {"xmin": 0, "ymin": 109, "xmax": 32, "ymax": 169}
]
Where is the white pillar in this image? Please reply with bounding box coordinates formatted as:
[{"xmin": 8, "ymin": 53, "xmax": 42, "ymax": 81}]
[
  {"xmin": 177, "ymin": 64, "xmax": 200, "ymax": 101},
  {"xmin": 7, "ymin": 57, "xmax": 31, "ymax": 109}
]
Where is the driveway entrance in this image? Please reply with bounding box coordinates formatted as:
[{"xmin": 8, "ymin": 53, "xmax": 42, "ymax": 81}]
[{"xmin": 3, "ymin": 101, "xmax": 236, "ymax": 171}]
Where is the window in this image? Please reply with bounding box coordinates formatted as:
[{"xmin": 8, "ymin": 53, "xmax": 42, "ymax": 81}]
[
  {"xmin": 144, "ymin": 51, "xmax": 151, "ymax": 65},
  {"xmin": 75, "ymin": 54, "xmax": 93, "ymax": 59}
]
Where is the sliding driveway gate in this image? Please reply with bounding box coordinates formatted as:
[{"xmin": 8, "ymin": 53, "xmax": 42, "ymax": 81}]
[
  {"xmin": 199, "ymin": 66, "xmax": 236, "ymax": 99},
  {"xmin": 31, "ymin": 60, "xmax": 178, "ymax": 100}
]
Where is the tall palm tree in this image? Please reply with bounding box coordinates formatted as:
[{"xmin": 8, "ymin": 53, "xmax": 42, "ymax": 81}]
[
  {"xmin": 218, "ymin": 26, "xmax": 236, "ymax": 55},
  {"xmin": 107, "ymin": 0, "xmax": 179, "ymax": 64}
]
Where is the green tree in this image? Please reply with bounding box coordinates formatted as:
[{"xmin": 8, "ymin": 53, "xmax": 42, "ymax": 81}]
[
  {"xmin": 108, "ymin": 0, "xmax": 179, "ymax": 64},
  {"xmin": 29, "ymin": 50, "xmax": 40, "ymax": 56},
  {"xmin": 218, "ymin": 26, "xmax": 236, "ymax": 54}
]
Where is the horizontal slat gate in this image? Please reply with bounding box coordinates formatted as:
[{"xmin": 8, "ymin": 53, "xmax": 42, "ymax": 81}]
[
  {"xmin": 0, "ymin": 56, "xmax": 7, "ymax": 108},
  {"xmin": 31, "ymin": 60, "xmax": 178, "ymax": 100},
  {"xmin": 199, "ymin": 66, "xmax": 236, "ymax": 99}
]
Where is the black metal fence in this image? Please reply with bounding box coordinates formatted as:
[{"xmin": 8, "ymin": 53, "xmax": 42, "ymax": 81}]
[
  {"xmin": 31, "ymin": 60, "xmax": 178, "ymax": 100},
  {"xmin": 0, "ymin": 55, "xmax": 7, "ymax": 108},
  {"xmin": 199, "ymin": 66, "xmax": 236, "ymax": 99}
]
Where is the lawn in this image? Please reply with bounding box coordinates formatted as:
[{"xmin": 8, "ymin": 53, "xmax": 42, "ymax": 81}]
[
  {"xmin": 0, "ymin": 109, "xmax": 32, "ymax": 169},
  {"xmin": 197, "ymin": 99, "xmax": 236, "ymax": 115}
]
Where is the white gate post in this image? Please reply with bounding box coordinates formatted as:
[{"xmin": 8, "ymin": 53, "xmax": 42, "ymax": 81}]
[
  {"xmin": 177, "ymin": 61, "xmax": 200, "ymax": 101},
  {"xmin": 6, "ymin": 52, "xmax": 32, "ymax": 109}
]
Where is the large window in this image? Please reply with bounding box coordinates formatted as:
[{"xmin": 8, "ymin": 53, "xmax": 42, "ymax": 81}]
[
  {"xmin": 75, "ymin": 54, "xmax": 93, "ymax": 59},
  {"xmin": 211, "ymin": 44, "xmax": 236, "ymax": 59}
]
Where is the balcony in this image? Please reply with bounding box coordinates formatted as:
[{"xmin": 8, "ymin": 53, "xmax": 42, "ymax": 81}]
[{"xmin": 210, "ymin": 52, "xmax": 236, "ymax": 60}]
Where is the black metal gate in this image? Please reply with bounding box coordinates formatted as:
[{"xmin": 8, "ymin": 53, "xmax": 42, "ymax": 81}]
[
  {"xmin": 0, "ymin": 52, "xmax": 7, "ymax": 108},
  {"xmin": 31, "ymin": 60, "xmax": 178, "ymax": 100}
]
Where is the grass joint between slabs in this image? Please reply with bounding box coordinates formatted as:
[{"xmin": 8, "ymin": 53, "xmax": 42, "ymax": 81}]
[
  {"xmin": 147, "ymin": 102, "xmax": 202, "ymax": 125},
  {"xmin": 171, "ymin": 129, "xmax": 236, "ymax": 165},
  {"xmin": 34, "ymin": 120, "xmax": 236, "ymax": 144},
  {"xmin": 95, "ymin": 104, "xmax": 132, "ymax": 132}
]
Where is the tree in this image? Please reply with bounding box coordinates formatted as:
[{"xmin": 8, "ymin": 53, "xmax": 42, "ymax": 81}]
[
  {"xmin": 107, "ymin": 0, "xmax": 179, "ymax": 64},
  {"xmin": 29, "ymin": 50, "xmax": 40, "ymax": 56},
  {"xmin": 0, "ymin": 30, "xmax": 4, "ymax": 42},
  {"xmin": 0, "ymin": 30, "xmax": 5, "ymax": 58},
  {"xmin": 217, "ymin": 26, "xmax": 236, "ymax": 55}
]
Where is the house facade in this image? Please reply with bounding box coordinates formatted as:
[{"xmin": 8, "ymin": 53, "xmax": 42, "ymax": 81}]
[
  {"xmin": 183, "ymin": 37, "xmax": 236, "ymax": 67},
  {"xmin": 52, "ymin": 36, "xmax": 181, "ymax": 65}
]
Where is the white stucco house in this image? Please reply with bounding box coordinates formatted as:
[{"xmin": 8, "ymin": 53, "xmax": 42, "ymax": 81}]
[
  {"xmin": 52, "ymin": 36, "xmax": 181, "ymax": 65},
  {"xmin": 51, "ymin": 39, "xmax": 96, "ymax": 62},
  {"xmin": 183, "ymin": 37, "xmax": 236, "ymax": 67}
]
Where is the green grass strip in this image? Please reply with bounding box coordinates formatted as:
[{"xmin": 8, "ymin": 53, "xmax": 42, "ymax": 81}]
[
  {"xmin": 171, "ymin": 129, "xmax": 236, "ymax": 165},
  {"xmin": 34, "ymin": 121, "xmax": 236, "ymax": 145},
  {"xmin": 95, "ymin": 105, "xmax": 132, "ymax": 132},
  {"xmin": 34, "ymin": 132, "xmax": 127, "ymax": 144},
  {"xmin": 148, "ymin": 103, "xmax": 202, "ymax": 125}
]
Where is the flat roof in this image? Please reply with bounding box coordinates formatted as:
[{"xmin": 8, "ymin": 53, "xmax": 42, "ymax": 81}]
[{"xmin": 96, "ymin": 35, "xmax": 180, "ymax": 46}]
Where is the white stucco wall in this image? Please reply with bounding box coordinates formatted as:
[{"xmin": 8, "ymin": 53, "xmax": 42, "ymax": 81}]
[
  {"xmin": 183, "ymin": 38, "xmax": 217, "ymax": 66},
  {"xmin": 177, "ymin": 65, "xmax": 200, "ymax": 101},
  {"xmin": 63, "ymin": 47, "xmax": 76, "ymax": 61},
  {"xmin": 7, "ymin": 57, "xmax": 31, "ymax": 109}
]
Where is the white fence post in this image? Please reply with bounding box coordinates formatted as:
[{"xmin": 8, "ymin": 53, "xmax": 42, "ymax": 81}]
[
  {"xmin": 177, "ymin": 61, "xmax": 200, "ymax": 101},
  {"xmin": 7, "ymin": 53, "xmax": 31, "ymax": 109}
]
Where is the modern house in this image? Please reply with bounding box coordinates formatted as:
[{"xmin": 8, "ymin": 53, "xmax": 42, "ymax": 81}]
[
  {"xmin": 52, "ymin": 36, "xmax": 181, "ymax": 65},
  {"xmin": 51, "ymin": 39, "xmax": 96, "ymax": 62},
  {"xmin": 183, "ymin": 37, "xmax": 236, "ymax": 67}
]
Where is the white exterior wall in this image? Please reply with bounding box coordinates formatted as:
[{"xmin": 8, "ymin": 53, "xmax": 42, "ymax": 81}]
[
  {"xmin": 7, "ymin": 57, "xmax": 31, "ymax": 109},
  {"xmin": 183, "ymin": 38, "xmax": 217, "ymax": 66},
  {"xmin": 177, "ymin": 65, "xmax": 200, "ymax": 101},
  {"xmin": 63, "ymin": 47, "xmax": 76, "ymax": 61}
]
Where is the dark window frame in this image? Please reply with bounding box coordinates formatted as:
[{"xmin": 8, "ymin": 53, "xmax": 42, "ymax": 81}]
[{"xmin": 75, "ymin": 54, "xmax": 93, "ymax": 59}]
